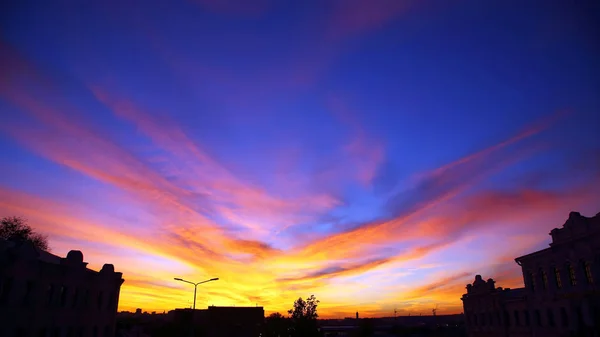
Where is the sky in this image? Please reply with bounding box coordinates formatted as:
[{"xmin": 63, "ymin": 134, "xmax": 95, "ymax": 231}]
[{"xmin": 0, "ymin": 0, "xmax": 599, "ymax": 318}]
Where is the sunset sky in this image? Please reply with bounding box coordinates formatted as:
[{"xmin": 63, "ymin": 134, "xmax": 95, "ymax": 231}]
[{"xmin": 0, "ymin": 0, "xmax": 599, "ymax": 318}]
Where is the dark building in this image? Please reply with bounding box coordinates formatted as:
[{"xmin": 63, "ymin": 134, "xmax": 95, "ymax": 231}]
[
  {"xmin": 462, "ymin": 211, "xmax": 600, "ymax": 337},
  {"xmin": 168, "ymin": 306, "xmax": 265, "ymax": 337},
  {"xmin": 0, "ymin": 239, "xmax": 125, "ymax": 337}
]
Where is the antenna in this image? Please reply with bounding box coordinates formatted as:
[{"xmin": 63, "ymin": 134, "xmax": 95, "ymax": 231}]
[
  {"xmin": 432, "ymin": 304, "xmax": 438, "ymax": 317},
  {"xmin": 394, "ymin": 308, "xmax": 397, "ymax": 319}
]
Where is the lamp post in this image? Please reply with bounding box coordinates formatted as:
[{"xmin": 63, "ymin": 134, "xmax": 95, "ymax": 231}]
[{"xmin": 174, "ymin": 277, "xmax": 219, "ymax": 310}]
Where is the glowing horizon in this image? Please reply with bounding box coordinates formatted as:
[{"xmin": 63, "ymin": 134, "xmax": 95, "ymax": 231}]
[{"xmin": 1, "ymin": 0, "xmax": 598, "ymax": 318}]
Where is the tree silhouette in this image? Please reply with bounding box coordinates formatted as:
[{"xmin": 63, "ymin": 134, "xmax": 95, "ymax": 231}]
[
  {"xmin": 0, "ymin": 216, "xmax": 49, "ymax": 251},
  {"xmin": 265, "ymin": 312, "xmax": 290, "ymax": 337},
  {"xmin": 287, "ymin": 295, "xmax": 321, "ymax": 337}
]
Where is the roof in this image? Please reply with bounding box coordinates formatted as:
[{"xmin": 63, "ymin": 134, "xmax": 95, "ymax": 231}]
[{"xmin": 514, "ymin": 247, "xmax": 551, "ymax": 263}]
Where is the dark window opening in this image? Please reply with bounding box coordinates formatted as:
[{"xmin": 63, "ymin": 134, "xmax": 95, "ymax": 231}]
[
  {"xmin": 473, "ymin": 313, "xmax": 478, "ymax": 326},
  {"xmin": 583, "ymin": 261, "xmax": 593, "ymax": 284},
  {"xmin": 0, "ymin": 277, "xmax": 13, "ymax": 304},
  {"xmin": 524, "ymin": 310, "xmax": 530, "ymax": 326},
  {"xmin": 575, "ymin": 307, "xmax": 583, "ymax": 324},
  {"xmin": 541, "ymin": 269, "xmax": 548, "ymax": 290},
  {"xmin": 92, "ymin": 326, "xmax": 98, "ymax": 337},
  {"xmin": 488, "ymin": 312, "xmax": 493, "ymax": 326},
  {"xmin": 66, "ymin": 327, "xmax": 74, "ymax": 337},
  {"xmin": 535, "ymin": 310, "xmax": 541, "ymax": 326},
  {"xmin": 560, "ymin": 307, "xmax": 568, "ymax": 327},
  {"xmin": 529, "ymin": 272, "xmax": 536, "ymax": 291},
  {"xmin": 97, "ymin": 291, "xmax": 103, "ymax": 309},
  {"xmin": 23, "ymin": 281, "xmax": 34, "ymax": 305},
  {"xmin": 60, "ymin": 286, "xmax": 68, "ymax": 307},
  {"xmin": 107, "ymin": 291, "xmax": 114, "ymax": 310},
  {"xmin": 39, "ymin": 328, "xmax": 47, "ymax": 337},
  {"xmin": 103, "ymin": 325, "xmax": 110, "ymax": 337},
  {"xmin": 72, "ymin": 288, "xmax": 79, "ymax": 308},
  {"xmin": 46, "ymin": 284, "xmax": 54, "ymax": 305},
  {"xmin": 567, "ymin": 263, "xmax": 577, "ymax": 286},
  {"xmin": 503, "ymin": 311, "xmax": 510, "ymax": 327},
  {"xmin": 83, "ymin": 289, "xmax": 90, "ymax": 308},
  {"xmin": 547, "ymin": 309, "xmax": 555, "ymax": 327},
  {"xmin": 481, "ymin": 313, "xmax": 486, "ymax": 326},
  {"xmin": 52, "ymin": 328, "xmax": 60, "ymax": 337},
  {"xmin": 554, "ymin": 267, "xmax": 562, "ymax": 289},
  {"xmin": 514, "ymin": 310, "xmax": 520, "ymax": 326}
]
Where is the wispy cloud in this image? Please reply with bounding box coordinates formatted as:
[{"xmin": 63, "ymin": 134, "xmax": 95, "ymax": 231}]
[{"xmin": 1, "ymin": 35, "xmax": 598, "ymax": 317}]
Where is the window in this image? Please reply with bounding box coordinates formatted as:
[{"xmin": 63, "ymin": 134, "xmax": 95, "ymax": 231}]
[
  {"xmin": 97, "ymin": 291, "xmax": 103, "ymax": 309},
  {"xmin": 529, "ymin": 272, "xmax": 536, "ymax": 291},
  {"xmin": 514, "ymin": 310, "xmax": 520, "ymax": 326},
  {"xmin": 524, "ymin": 310, "xmax": 530, "ymax": 326},
  {"xmin": 66, "ymin": 327, "xmax": 73, "ymax": 337},
  {"xmin": 107, "ymin": 292, "xmax": 114, "ymax": 310},
  {"xmin": 535, "ymin": 310, "xmax": 541, "ymax": 326},
  {"xmin": 504, "ymin": 311, "xmax": 510, "ymax": 327},
  {"xmin": 83, "ymin": 289, "xmax": 90, "ymax": 308},
  {"xmin": 481, "ymin": 313, "xmax": 486, "ymax": 326},
  {"xmin": 72, "ymin": 288, "xmax": 79, "ymax": 308},
  {"xmin": 92, "ymin": 326, "xmax": 98, "ymax": 337},
  {"xmin": 39, "ymin": 328, "xmax": 47, "ymax": 337},
  {"xmin": 60, "ymin": 286, "xmax": 68, "ymax": 307},
  {"xmin": 46, "ymin": 284, "xmax": 55, "ymax": 305},
  {"xmin": 52, "ymin": 328, "xmax": 60, "ymax": 337},
  {"xmin": 541, "ymin": 269, "xmax": 549, "ymax": 290},
  {"xmin": 567, "ymin": 263, "xmax": 577, "ymax": 286},
  {"xmin": 0, "ymin": 277, "xmax": 13, "ymax": 304},
  {"xmin": 496, "ymin": 312, "xmax": 501, "ymax": 326},
  {"xmin": 15, "ymin": 327, "xmax": 26, "ymax": 337},
  {"xmin": 23, "ymin": 281, "xmax": 34, "ymax": 305},
  {"xmin": 77, "ymin": 327, "xmax": 84, "ymax": 337},
  {"xmin": 473, "ymin": 313, "xmax": 478, "ymax": 326},
  {"xmin": 575, "ymin": 307, "xmax": 583, "ymax": 324},
  {"xmin": 583, "ymin": 261, "xmax": 593, "ymax": 284},
  {"xmin": 547, "ymin": 309, "xmax": 555, "ymax": 327},
  {"xmin": 103, "ymin": 325, "xmax": 110, "ymax": 337},
  {"xmin": 560, "ymin": 307, "xmax": 568, "ymax": 327},
  {"xmin": 488, "ymin": 312, "xmax": 494, "ymax": 326},
  {"xmin": 554, "ymin": 267, "xmax": 562, "ymax": 289}
]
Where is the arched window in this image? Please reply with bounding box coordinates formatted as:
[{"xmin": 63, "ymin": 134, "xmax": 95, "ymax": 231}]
[
  {"xmin": 540, "ymin": 268, "xmax": 549, "ymax": 289},
  {"xmin": 567, "ymin": 263, "xmax": 577, "ymax": 286},
  {"xmin": 582, "ymin": 261, "xmax": 593, "ymax": 284},
  {"xmin": 529, "ymin": 272, "xmax": 536, "ymax": 291},
  {"xmin": 554, "ymin": 267, "xmax": 562, "ymax": 289},
  {"xmin": 560, "ymin": 307, "xmax": 568, "ymax": 327},
  {"xmin": 547, "ymin": 309, "xmax": 555, "ymax": 327}
]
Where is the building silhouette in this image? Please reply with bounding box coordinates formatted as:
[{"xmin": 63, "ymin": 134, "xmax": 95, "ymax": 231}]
[
  {"xmin": 0, "ymin": 239, "xmax": 124, "ymax": 337},
  {"xmin": 167, "ymin": 306, "xmax": 265, "ymax": 337},
  {"xmin": 462, "ymin": 211, "xmax": 600, "ymax": 337}
]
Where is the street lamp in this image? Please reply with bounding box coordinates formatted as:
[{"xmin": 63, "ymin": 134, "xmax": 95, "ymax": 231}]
[{"xmin": 174, "ymin": 277, "xmax": 219, "ymax": 310}]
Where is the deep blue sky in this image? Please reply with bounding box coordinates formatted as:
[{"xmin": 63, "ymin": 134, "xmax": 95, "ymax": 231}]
[{"xmin": 1, "ymin": 0, "xmax": 599, "ymax": 315}]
